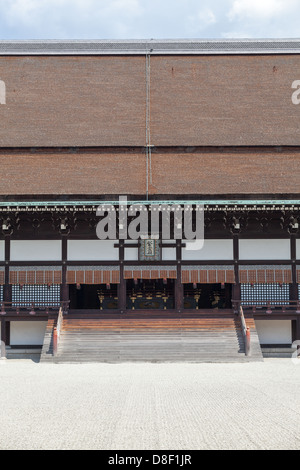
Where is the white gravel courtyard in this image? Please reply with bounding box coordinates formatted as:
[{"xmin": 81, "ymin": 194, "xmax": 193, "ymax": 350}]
[{"xmin": 0, "ymin": 359, "xmax": 300, "ymax": 450}]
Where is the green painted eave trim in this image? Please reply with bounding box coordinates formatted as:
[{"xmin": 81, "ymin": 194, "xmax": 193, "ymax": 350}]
[{"xmin": 0, "ymin": 199, "xmax": 299, "ymax": 208}]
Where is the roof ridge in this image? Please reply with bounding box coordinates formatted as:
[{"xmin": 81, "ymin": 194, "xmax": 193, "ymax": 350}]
[{"xmin": 0, "ymin": 38, "xmax": 299, "ymax": 55}]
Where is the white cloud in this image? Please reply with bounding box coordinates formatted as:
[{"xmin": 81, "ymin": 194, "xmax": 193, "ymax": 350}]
[
  {"xmin": 4, "ymin": 0, "xmax": 39, "ymax": 26},
  {"xmin": 222, "ymin": 30, "xmax": 253, "ymax": 38},
  {"xmin": 0, "ymin": 0, "xmax": 299, "ymax": 40},
  {"xmin": 2, "ymin": 0, "xmax": 143, "ymax": 29},
  {"xmin": 186, "ymin": 7, "xmax": 217, "ymax": 34},
  {"xmin": 228, "ymin": 0, "xmax": 297, "ymax": 20}
]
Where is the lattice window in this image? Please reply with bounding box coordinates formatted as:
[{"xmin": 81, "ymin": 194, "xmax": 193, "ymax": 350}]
[
  {"xmin": 0, "ymin": 286, "xmax": 3, "ymax": 302},
  {"xmin": 12, "ymin": 285, "xmax": 61, "ymax": 307},
  {"xmin": 241, "ymin": 283, "xmax": 290, "ymax": 306}
]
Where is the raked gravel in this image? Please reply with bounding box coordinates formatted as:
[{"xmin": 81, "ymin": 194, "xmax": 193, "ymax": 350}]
[{"xmin": 0, "ymin": 358, "xmax": 300, "ymax": 450}]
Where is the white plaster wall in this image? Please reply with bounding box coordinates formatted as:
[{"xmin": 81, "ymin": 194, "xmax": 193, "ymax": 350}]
[
  {"xmin": 10, "ymin": 240, "xmax": 62, "ymax": 261},
  {"xmin": 0, "ymin": 240, "xmax": 4, "ymax": 261},
  {"xmin": 161, "ymin": 240, "xmax": 177, "ymax": 261},
  {"xmin": 182, "ymin": 239, "xmax": 233, "ymax": 261},
  {"xmin": 255, "ymin": 320, "xmax": 292, "ymax": 345},
  {"xmin": 68, "ymin": 240, "xmax": 119, "ymax": 261},
  {"xmin": 124, "ymin": 241, "xmax": 139, "ymax": 261},
  {"xmin": 162, "ymin": 247, "xmax": 176, "ymax": 261},
  {"xmin": 124, "ymin": 249, "xmax": 139, "ymax": 261},
  {"xmin": 10, "ymin": 321, "xmax": 47, "ymax": 346},
  {"xmin": 296, "ymin": 239, "xmax": 300, "ymax": 259},
  {"xmin": 239, "ymin": 239, "xmax": 290, "ymax": 260}
]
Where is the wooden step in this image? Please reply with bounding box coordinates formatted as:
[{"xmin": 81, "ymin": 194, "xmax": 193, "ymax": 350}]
[
  {"xmin": 50, "ymin": 314, "xmax": 258, "ymax": 363},
  {"xmin": 40, "ymin": 312, "xmax": 264, "ymax": 364}
]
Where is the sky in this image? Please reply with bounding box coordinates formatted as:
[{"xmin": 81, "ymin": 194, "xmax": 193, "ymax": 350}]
[{"xmin": 0, "ymin": 0, "xmax": 299, "ymax": 40}]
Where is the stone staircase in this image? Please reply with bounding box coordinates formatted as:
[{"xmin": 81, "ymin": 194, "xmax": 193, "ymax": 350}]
[
  {"xmin": 42, "ymin": 313, "xmax": 264, "ymax": 363},
  {"xmin": 261, "ymin": 346, "xmax": 297, "ymax": 358}
]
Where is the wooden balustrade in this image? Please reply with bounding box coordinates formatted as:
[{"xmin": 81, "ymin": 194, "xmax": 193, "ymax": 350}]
[
  {"xmin": 53, "ymin": 306, "xmax": 64, "ymax": 356},
  {"xmin": 0, "ymin": 301, "xmax": 69, "ymax": 316},
  {"xmin": 232, "ymin": 300, "xmax": 300, "ymax": 314},
  {"xmin": 238, "ymin": 305, "xmax": 251, "ymax": 357}
]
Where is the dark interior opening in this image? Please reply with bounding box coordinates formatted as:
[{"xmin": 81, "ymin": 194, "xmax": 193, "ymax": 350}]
[
  {"xmin": 69, "ymin": 284, "xmax": 118, "ymax": 309},
  {"xmin": 126, "ymin": 279, "xmax": 175, "ymax": 310},
  {"xmin": 184, "ymin": 283, "xmax": 232, "ymax": 309}
]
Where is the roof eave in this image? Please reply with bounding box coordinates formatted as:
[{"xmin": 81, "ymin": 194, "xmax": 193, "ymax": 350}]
[{"xmin": 0, "ymin": 39, "xmax": 300, "ymax": 55}]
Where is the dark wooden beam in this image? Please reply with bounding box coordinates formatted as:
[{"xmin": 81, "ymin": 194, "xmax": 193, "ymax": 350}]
[
  {"xmin": 292, "ymin": 320, "xmax": 297, "ymax": 343},
  {"xmin": 5, "ymin": 321, "xmax": 10, "ymax": 347},
  {"xmin": 232, "ymin": 234, "xmax": 241, "ymax": 304},
  {"xmin": 3, "ymin": 236, "xmax": 11, "ymax": 302},
  {"xmin": 115, "ymin": 243, "xmax": 139, "ymax": 248},
  {"xmin": 118, "ymin": 241, "xmax": 126, "ymax": 313},
  {"xmin": 114, "ymin": 242, "xmax": 186, "ymax": 249},
  {"xmin": 60, "ymin": 235, "xmax": 68, "ymax": 303},
  {"xmin": 175, "ymin": 240, "xmax": 184, "ymax": 312},
  {"xmin": 290, "ymin": 234, "xmax": 298, "ymax": 301},
  {"xmin": 295, "ymin": 317, "xmax": 300, "ymax": 356},
  {"xmin": 1, "ymin": 318, "xmax": 6, "ymax": 358}
]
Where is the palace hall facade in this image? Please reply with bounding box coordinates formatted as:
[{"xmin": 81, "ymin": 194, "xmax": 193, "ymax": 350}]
[{"xmin": 0, "ymin": 39, "xmax": 299, "ymax": 362}]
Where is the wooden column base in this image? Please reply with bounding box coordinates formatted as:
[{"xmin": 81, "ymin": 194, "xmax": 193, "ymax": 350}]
[{"xmin": 1, "ymin": 318, "xmax": 6, "ymax": 359}]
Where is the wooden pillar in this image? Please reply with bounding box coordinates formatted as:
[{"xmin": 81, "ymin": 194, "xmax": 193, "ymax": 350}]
[
  {"xmin": 60, "ymin": 235, "xmax": 69, "ymax": 303},
  {"xmin": 232, "ymin": 234, "xmax": 241, "ymax": 305},
  {"xmin": 290, "ymin": 234, "xmax": 298, "ymax": 301},
  {"xmin": 296, "ymin": 317, "xmax": 300, "ymax": 340},
  {"xmin": 118, "ymin": 240, "xmax": 126, "ymax": 313},
  {"xmin": 294, "ymin": 318, "xmax": 300, "ymax": 356},
  {"xmin": 291, "ymin": 236, "xmax": 299, "ymax": 357},
  {"xmin": 292, "ymin": 320, "xmax": 297, "ymax": 343},
  {"xmin": 3, "ymin": 235, "xmax": 11, "ymax": 302},
  {"xmin": 292, "ymin": 233, "xmax": 300, "ymax": 345},
  {"xmin": 175, "ymin": 239, "xmax": 184, "ymax": 312},
  {"xmin": 1, "ymin": 318, "xmax": 6, "ymax": 359}
]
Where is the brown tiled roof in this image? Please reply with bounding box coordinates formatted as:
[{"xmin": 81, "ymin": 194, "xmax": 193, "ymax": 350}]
[
  {"xmin": 0, "ymin": 55, "xmax": 299, "ymax": 147},
  {"xmin": 0, "ymin": 149, "xmax": 298, "ymax": 196}
]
